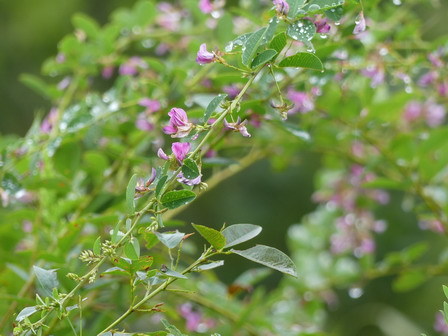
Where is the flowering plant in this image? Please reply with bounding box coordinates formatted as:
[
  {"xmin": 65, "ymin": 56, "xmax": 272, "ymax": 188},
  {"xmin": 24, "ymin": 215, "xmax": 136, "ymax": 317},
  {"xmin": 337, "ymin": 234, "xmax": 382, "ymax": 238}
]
[{"xmin": 1, "ymin": 0, "xmax": 448, "ymax": 335}]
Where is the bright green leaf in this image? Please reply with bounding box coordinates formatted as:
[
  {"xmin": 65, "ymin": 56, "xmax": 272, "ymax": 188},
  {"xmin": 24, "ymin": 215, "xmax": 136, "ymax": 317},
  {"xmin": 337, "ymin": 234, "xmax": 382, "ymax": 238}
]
[
  {"xmin": 93, "ymin": 237, "xmax": 101, "ymax": 255},
  {"xmin": 269, "ymin": 32, "xmax": 287, "ymax": 54},
  {"xmin": 182, "ymin": 158, "xmax": 200, "ymax": 179},
  {"xmin": 251, "ymin": 49, "xmax": 278, "ymax": 68},
  {"xmin": 161, "ymin": 190, "xmax": 196, "ymax": 209},
  {"xmin": 278, "ymin": 52, "xmax": 323, "ymax": 71},
  {"xmin": 286, "ymin": 0, "xmax": 306, "ymax": 18},
  {"xmin": 242, "ymin": 27, "xmax": 267, "ymax": 67},
  {"xmin": 203, "ymin": 94, "xmax": 227, "ymax": 123},
  {"xmin": 287, "ymin": 20, "xmax": 316, "ymax": 42},
  {"xmin": 124, "ymin": 240, "xmax": 139, "ymax": 260},
  {"xmin": 192, "ymin": 224, "xmax": 226, "ymax": 250}
]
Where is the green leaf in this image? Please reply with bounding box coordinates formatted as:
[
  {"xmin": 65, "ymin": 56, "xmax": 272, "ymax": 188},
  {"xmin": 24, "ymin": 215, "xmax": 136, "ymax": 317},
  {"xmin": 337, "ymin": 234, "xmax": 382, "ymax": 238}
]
[
  {"xmin": 269, "ymin": 32, "xmax": 287, "ymax": 55},
  {"xmin": 302, "ymin": 0, "xmax": 344, "ymax": 14},
  {"xmin": 231, "ymin": 245, "xmax": 298, "ymax": 277},
  {"xmin": 261, "ymin": 17, "xmax": 279, "ymax": 45},
  {"xmin": 161, "ymin": 190, "xmax": 196, "ymax": 209},
  {"xmin": 286, "ymin": 20, "xmax": 316, "ymax": 42},
  {"xmin": 194, "ymin": 260, "xmax": 225, "ymax": 271},
  {"xmin": 182, "ymin": 158, "xmax": 200, "ymax": 179},
  {"xmin": 325, "ymin": 6, "xmax": 344, "ymax": 21},
  {"xmin": 225, "ymin": 32, "xmax": 252, "ymax": 52},
  {"xmin": 222, "ymin": 224, "xmax": 262, "ymax": 248},
  {"xmin": 393, "ymin": 270, "xmax": 426, "ymax": 292},
  {"xmin": 156, "ymin": 175, "xmax": 168, "ymax": 197},
  {"xmin": 280, "ymin": 123, "xmax": 312, "ymax": 141},
  {"xmin": 443, "ymin": 285, "xmax": 448, "ymax": 299},
  {"xmin": 93, "ymin": 237, "xmax": 101, "ymax": 255},
  {"xmin": 203, "ymin": 94, "xmax": 228, "ymax": 123},
  {"xmin": 155, "ymin": 231, "xmax": 185, "ymax": 249},
  {"xmin": 192, "ymin": 224, "xmax": 226, "ymax": 250},
  {"xmin": 19, "ymin": 74, "xmax": 59, "ymax": 100},
  {"xmin": 72, "ymin": 13, "xmax": 100, "ymax": 39},
  {"xmin": 162, "ymin": 319, "xmax": 187, "ymax": 336},
  {"xmin": 163, "ymin": 267, "xmax": 188, "ymax": 279},
  {"xmin": 53, "ymin": 141, "xmax": 81, "ymax": 177},
  {"xmin": 251, "ymin": 49, "xmax": 278, "ymax": 68},
  {"xmin": 124, "ymin": 239, "xmax": 139, "ymax": 260},
  {"xmin": 111, "ymin": 221, "xmax": 123, "ymax": 244},
  {"xmin": 16, "ymin": 306, "xmax": 39, "ymax": 322},
  {"xmin": 33, "ymin": 266, "xmax": 59, "ymax": 297},
  {"xmin": 286, "ymin": 0, "xmax": 306, "ymax": 18},
  {"xmin": 102, "ymin": 267, "xmax": 130, "ymax": 277},
  {"xmin": 126, "ymin": 174, "xmax": 138, "ymax": 215},
  {"xmin": 444, "ymin": 303, "xmax": 448, "ymax": 323},
  {"xmin": 242, "ymin": 27, "xmax": 267, "ymax": 67},
  {"xmin": 278, "ymin": 52, "xmax": 323, "ymax": 71}
]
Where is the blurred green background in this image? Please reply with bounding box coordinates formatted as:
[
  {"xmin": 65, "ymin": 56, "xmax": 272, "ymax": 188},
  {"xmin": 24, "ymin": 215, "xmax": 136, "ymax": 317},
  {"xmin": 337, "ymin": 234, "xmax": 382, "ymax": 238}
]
[{"xmin": 1, "ymin": 1, "xmax": 448, "ymax": 335}]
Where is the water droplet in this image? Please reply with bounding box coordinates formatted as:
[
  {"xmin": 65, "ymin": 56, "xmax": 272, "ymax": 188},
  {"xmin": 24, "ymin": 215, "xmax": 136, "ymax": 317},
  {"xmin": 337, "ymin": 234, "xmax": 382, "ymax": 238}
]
[
  {"xmin": 334, "ymin": 21, "xmax": 341, "ymax": 26},
  {"xmin": 309, "ymin": 4, "xmax": 320, "ymax": 11},
  {"xmin": 211, "ymin": 10, "xmax": 221, "ymax": 18},
  {"xmin": 392, "ymin": 0, "xmax": 401, "ymax": 5},
  {"xmin": 349, "ymin": 287, "xmax": 363, "ymax": 299},
  {"xmin": 405, "ymin": 86, "xmax": 413, "ymax": 93},
  {"xmin": 379, "ymin": 47, "xmax": 388, "ymax": 56},
  {"xmin": 320, "ymin": 34, "xmax": 328, "ymax": 39}
]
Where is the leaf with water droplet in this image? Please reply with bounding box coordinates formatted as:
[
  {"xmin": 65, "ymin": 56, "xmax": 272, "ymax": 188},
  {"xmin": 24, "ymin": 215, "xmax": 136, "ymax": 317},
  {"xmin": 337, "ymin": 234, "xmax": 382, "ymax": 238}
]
[
  {"xmin": 302, "ymin": 0, "xmax": 344, "ymax": 14},
  {"xmin": 242, "ymin": 27, "xmax": 267, "ymax": 67},
  {"xmin": 325, "ymin": 5, "xmax": 343, "ymax": 21},
  {"xmin": 278, "ymin": 52, "xmax": 323, "ymax": 71},
  {"xmin": 287, "ymin": 20, "xmax": 316, "ymax": 42},
  {"xmin": 286, "ymin": 0, "xmax": 306, "ymax": 18}
]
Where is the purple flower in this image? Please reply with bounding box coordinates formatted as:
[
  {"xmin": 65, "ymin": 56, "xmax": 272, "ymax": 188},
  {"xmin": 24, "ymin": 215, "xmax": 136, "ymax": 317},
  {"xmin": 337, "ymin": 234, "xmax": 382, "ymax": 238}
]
[
  {"xmin": 157, "ymin": 2, "xmax": 182, "ymax": 32},
  {"xmin": 102, "ymin": 66, "xmax": 114, "ymax": 79},
  {"xmin": 425, "ymin": 101, "xmax": 446, "ymax": 127},
  {"xmin": 136, "ymin": 113, "xmax": 154, "ymax": 131},
  {"xmin": 196, "ymin": 43, "xmax": 215, "ymax": 65},
  {"xmin": 139, "ymin": 98, "xmax": 161, "ymax": 113},
  {"xmin": 57, "ymin": 77, "xmax": 71, "ymax": 91},
  {"xmin": 172, "ymin": 142, "xmax": 191, "ymax": 162},
  {"xmin": 119, "ymin": 57, "xmax": 147, "ymax": 76},
  {"xmin": 403, "ymin": 101, "xmax": 423, "ymax": 123},
  {"xmin": 361, "ymin": 66, "xmax": 385, "ymax": 88},
  {"xmin": 224, "ymin": 117, "xmax": 251, "ymax": 137},
  {"xmin": 157, "ymin": 148, "xmax": 169, "ymax": 160},
  {"xmin": 434, "ymin": 312, "xmax": 448, "ymax": 334},
  {"xmin": 177, "ymin": 171, "xmax": 202, "ymax": 186},
  {"xmin": 314, "ymin": 17, "xmax": 331, "ymax": 34},
  {"xmin": 428, "ymin": 50, "xmax": 444, "ymax": 68},
  {"xmin": 353, "ymin": 11, "xmax": 366, "ymax": 35},
  {"xmin": 163, "ymin": 108, "xmax": 194, "ymax": 138},
  {"xmin": 223, "ymin": 85, "xmax": 241, "ymax": 99},
  {"xmin": 418, "ymin": 71, "xmax": 438, "ymax": 87},
  {"xmin": 286, "ymin": 89, "xmax": 315, "ymax": 114},
  {"xmin": 178, "ymin": 303, "xmax": 215, "ymax": 332},
  {"xmin": 41, "ymin": 108, "xmax": 59, "ymax": 134},
  {"xmin": 199, "ymin": 0, "xmax": 213, "ymax": 13},
  {"xmin": 439, "ymin": 81, "xmax": 448, "ymax": 97},
  {"xmin": 273, "ymin": 0, "xmax": 289, "ymax": 15}
]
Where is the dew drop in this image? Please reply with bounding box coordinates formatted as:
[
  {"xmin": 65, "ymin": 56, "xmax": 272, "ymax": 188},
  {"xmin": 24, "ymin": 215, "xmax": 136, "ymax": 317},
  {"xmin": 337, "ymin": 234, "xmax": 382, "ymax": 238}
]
[
  {"xmin": 392, "ymin": 0, "xmax": 401, "ymax": 5},
  {"xmin": 334, "ymin": 21, "xmax": 341, "ymax": 26},
  {"xmin": 309, "ymin": 4, "xmax": 320, "ymax": 11},
  {"xmin": 348, "ymin": 287, "xmax": 363, "ymax": 299},
  {"xmin": 405, "ymin": 86, "xmax": 413, "ymax": 93},
  {"xmin": 320, "ymin": 34, "xmax": 328, "ymax": 39}
]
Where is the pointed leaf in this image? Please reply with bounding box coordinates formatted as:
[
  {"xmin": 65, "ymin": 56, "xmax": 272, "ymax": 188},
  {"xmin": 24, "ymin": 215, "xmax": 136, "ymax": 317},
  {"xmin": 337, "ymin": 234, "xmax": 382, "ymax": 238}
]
[
  {"xmin": 251, "ymin": 49, "xmax": 278, "ymax": 68},
  {"xmin": 269, "ymin": 32, "xmax": 287, "ymax": 55},
  {"xmin": 279, "ymin": 52, "xmax": 323, "ymax": 71},
  {"xmin": 286, "ymin": 0, "xmax": 306, "ymax": 18},
  {"xmin": 192, "ymin": 224, "xmax": 226, "ymax": 250},
  {"xmin": 222, "ymin": 224, "xmax": 262, "ymax": 248},
  {"xmin": 231, "ymin": 245, "xmax": 298, "ymax": 277},
  {"xmin": 444, "ymin": 285, "xmax": 448, "ymax": 299},
  {"xmin": 102, "ymin": 267, "xmax": 130, "ymax": 276},
  {"xmin": 155, "ymin": 231, "xmax": 185, "ymax": 249},
  {"xmin": 261, "ymin": 17, "xmax": 279, "ymax": 45},
  {"xmin": 156, "ymin": 175, "xmax": 168, "ymax": 197},
  {"xmin": 161, "ymin": 190, "xmax": 196, "ymax": 209},
  {"xmin": 124, "ymin": 240, "xmax": 139, "ymax": 260},
  {"xmin": 195, "ymin": 260, "xmax": 225, "ymax": 271},
  {"xmin": 286, "ymin": 20, "xmax": 316, "ymax": 42},
  {"xmin": 203, "ymin": 93, "xmax": 228, "ymax": 122},
  {"xmin": 163, "ymin": 267, "xmax": 188, "ymax": 279},
  {"xmin": 33, "ymin": 266, "xmax": 59, "ymax": 297},
  {"xmin": 182, "ymin": 158, "xmax": 200, "ymax": 179},
  {"xmin": 126, "ymin": 174, "xmax": 138, "ymax": 214},
  {"xmin": 242, "ymin": 27, "xmax": 267, "ymax": 67},
  {"xmin": 16, "ymin": 306, "xmax": 39, "ymax": 322},
  {"xmin": 93, "ymin": 236, "xmax": 101, "ymax": 255}
]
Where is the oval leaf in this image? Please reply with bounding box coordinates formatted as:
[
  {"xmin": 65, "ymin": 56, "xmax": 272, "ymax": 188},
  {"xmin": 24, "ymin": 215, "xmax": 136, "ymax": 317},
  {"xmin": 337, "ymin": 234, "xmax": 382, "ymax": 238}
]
[
  {"xmin": 251, "ymin": 49, "xmax": 278, "ymax": 68},
  {"xmin": 181, "ymin": 158, "xmax": 200, "ymax": 179},
  {"xmin": 126, "ymin": 174, "xmax": 138, "ymax": 214},
  {"xmin": 231, "ymin": 245, "xmax": 298, "ymax": 277},
  {"xmin": 195, "ymin": 260, "xmax": 225, "ymax": 271},
  {"xmin": 124, "ymin": 240, "xmax": 139, "ymax": 260},
  {"xmin": 242, "ymin": 27, "xmax": 267, "ymax": 67},
  {"xmin": 278, "ymin": 52, "xmax": 323, "ymax": 71},
  {"xmin": 192, "ymin": 224, "xmax": 226, "ymax": 250},
  {"xmin": 286, "ymin": 0, "xmax": 306, "ymax": 18},
  {"xmin": 155, "ymin": 231, "xmax": 185, "ymax": 249},
  {"xmin": 33, "ymin": 266, "xmax": 59, "ymax": 297},
  {"xmin": 222, "ymin": 224, "xmax": 262, "ymax": 248},
  {"xmin": 16, "ymin": 306, "xmax": 39, "ymax": 322},
  {"xmin": 269, "ymin": 32, "xmax": 287, "ymax": 54},
  {"xmin": 203, "ymin": 93, "xmax": 227, "ymax": 123},
  {"xmin": 161, "ymin": 190, "xmax": 196, "ymax": 209},
  {"xmin": 287, "ymin": 20, "xmax": 316, "ymax": 42}
]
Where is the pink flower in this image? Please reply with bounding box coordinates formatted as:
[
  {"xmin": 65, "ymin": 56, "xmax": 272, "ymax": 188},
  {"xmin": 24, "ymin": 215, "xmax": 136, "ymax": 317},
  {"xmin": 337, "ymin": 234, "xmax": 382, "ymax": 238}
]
[
  {"xmin": 196, "ymin": 43, "xmax": 215, "ymax": 65},
  {"xmin": 223, "ymin": 85, "xmax": 241, "ymax": 99},
  {"xmin": 287, "ymin": 89, "xmax": 315, "ymax": 114},
  {"xmin": 361, "ymin": 66, "xmax": 385, "ymax": 88},
  {"xmin": 434, "ymin": 312, "xmax": 448, "ymax": 334},
  {"xmin": 224, "ymin": 117, "xmax": 251, "ymax": 137},
  {"xmin": 425, "ymin": 101, "xmax": 446, "ymax": 127},
  {"xmin": 163, "ymin": 108, "xmax": 194, "ymax": 138},
  {"xmin": 139, "ymin": 98, "xmax": 161, "ymax": 113},
  {"xmin": 403, "ymin": 101, "xmax": 423, "ymax": 123},
  {"xmin": 273, "ymin": 0, "xmax": 289, "ymax": 15},
  {"xmin": 178, "ymin": 303, "xmax": 215, "ymax": 332},
  {"xmin": 119, "ymin": 57, "xmax": 147, "ymax": 76},
  {"xmin": 439, "ymin": 81, "xmax": 448, "ymax": 97},
  {"xmin": 353, "ymin": 12, "xmax": 366, "ymax": 35},
  {"xmin": 136, "ymin": 113, "xmax": 154, "ymax": 131},
  {"xmin": 102, "ymin": 66, "xmax": 114, "ymax": 79},
  {"xmin": 41, "ymin": 108, "xmax": 59, "ymax": 134},
  {"xmin": 314, "ymin": 17, "xmax": 331, "ymax": 34},
  {"xmin": 177, "ymin": 172, "xmax": 202, "ymax": 186},
  {"xmin": 199, "ymin": 0, "xmax": 213, "ymax": 13},
  {"xmin": 172, "ymin": 142, "xmax": 191, "ymax": 162},
  {"xmin": 418, "ymin": 71, "xmax": 438, "ymax": 87},
  {"xmin": 157, "ymin": 148, "xmax": 169, "ymax": 160}
]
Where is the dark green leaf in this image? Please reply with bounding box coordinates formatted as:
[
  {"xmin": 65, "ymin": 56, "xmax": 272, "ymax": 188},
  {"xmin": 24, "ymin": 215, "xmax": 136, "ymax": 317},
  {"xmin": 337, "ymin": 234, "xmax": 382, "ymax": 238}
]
[
  {"xmin": 192, "ymin": 224, "xmax": 226, "ymax": 250},
  {"xmin": 161, "ymin": 190, "xmax": 196, "ymax": 209},
  {"xmin": 102, "ymin": 267, "xmax": 130, "ymax": 276},
  {"xmin": 242, "ymin": 27, "xmax": 267, "ymax": 67},
  {"xmin": 156, "ymin": 175, "xmax": 168, "ymax": 197},
  {"xmin": 203, "ymin": 94, "xmax": 228, "ymax": 123},
  {"xmin": 286, "ymin": 20, "xmax": 316, "ymax": 42},
  {"xmin": 251, "ymin": 49, "xmax": 278, "ymax": 68},
  {"xmin": 222, "ymin": 224, "xmax": 262, "ymax": 248},
  {"xmin": 278, "ymin": 52, "xmax": 323, "ymax": 71},
  {"xmin": 33, "ymin": 266, "xmax": 59, "ymax": 297},
  {"xmin": 231, "ymin": 245, "xmax": 298, "ymax": 277},
  {"xmin": 126, "ymin": 174, "xmax": 138, "ymax": 214},
  {"xmin": 269, "ymin": 32, "xmax": 287, "ymax": 54},
  {"xmin": 182, "ymin": 158, "xmax": 200, "ymax": 179}
]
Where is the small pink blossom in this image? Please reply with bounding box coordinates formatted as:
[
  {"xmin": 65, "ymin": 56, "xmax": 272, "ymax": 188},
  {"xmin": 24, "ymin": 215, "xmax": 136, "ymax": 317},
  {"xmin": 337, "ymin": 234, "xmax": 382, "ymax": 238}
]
[
  {"xmin": 139, "ymin": 98, "xmax": 161, "ymax": 113},
  {"xmin": 196, "ymin": 43, "xmax": 215, "ymax": 65},
  {"xmin": 403, "ymin": 101, "xmax": 423, "ymax": 123},
  {"xmin": 119, "ymin": 57, "xmax": 147, "ymax": 76},
  {"xmin": 157, "ymin": 148, "xmax": 169, "ymax": 160},
  {"xmin": 273, "ymin": 0, "xmax": 289, "ymax": 15},
  {"xmin": 353, "ymin": 11, "xmax": 366, "ymax": 35},
  {"xmin": 418, "ymin": 71, "xmax": 438, "ymax": 87},
  {"xmin": 163, "ymin": 108, "xmax": 194, "ymax": 138},
  {"xmin": 287, "ymin": 89, "xmax": 315, "ymax": 114},
  {"xmin": 314, "ymin": 17, "xmax": 331, "ymax": 34},
  {"xmin": 224, "ymin": 117, "xmax": 251, "ymax": 137},
  {"xmin": 439, "ymin": 81, "xmax": 448, "ymax": 97},
  {"xmin": 223, "ymin": 85, "xmax": 241, "ymax": 99},
  {"xmin": 434, "ymin": 312, "xmax": 448, "ymax": 334},
  {"xmin": 172, "ymin": 142, "xmax": 191, "ymax": 162},
  {"xmin": 425, "ymin": 101, "xmax": 446, "ymax": 127},
  {"xmin": 41, "ymin": 108, "xmax": 59, "ymax": 134},
  {"xmin": 361, "ymin": 66, "xmax": 385, "ymax": 88},
  {"xmin": 177, "ymin": 172, "xmax": 202, "ymax": 186},
  {"xmin": 199, "ymin": 0, "xmax": 213, "ymax": 13},
  {"xmin": 102, "ymin": 66, "xmax": 114, "ymax": 79},
  {"xmin": 136, "ymin": 113, "xmax": 154, "ymax": 131}
]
